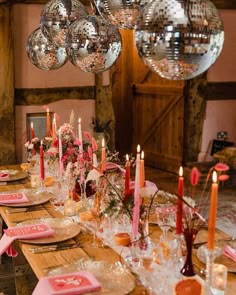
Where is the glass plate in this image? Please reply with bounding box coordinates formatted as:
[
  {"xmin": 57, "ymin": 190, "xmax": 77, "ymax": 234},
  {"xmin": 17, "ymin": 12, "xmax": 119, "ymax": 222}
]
[
  {"xmin": 0, "ymin": 169, "xmax": 28, "ymax": 182},
  {"xmin": 49, "ymin": 259, "xmax": 135, "ymax": 295},
  {"xmin": 0, "ymin": 189, "xmax": 53, "ymax": 207},
  {"xmin": 17, "ymin": 217, "xmax": 81, "ymax": 244},
  {"xmin": 197, "ymin": 240, "xmax": 236, "ymax": 273}
]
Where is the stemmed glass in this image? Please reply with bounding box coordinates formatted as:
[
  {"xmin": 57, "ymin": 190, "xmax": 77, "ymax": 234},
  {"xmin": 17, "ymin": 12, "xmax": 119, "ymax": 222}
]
[{"xmin": 156, "ymin": 204, "xmax": 176, "ymax": 238}]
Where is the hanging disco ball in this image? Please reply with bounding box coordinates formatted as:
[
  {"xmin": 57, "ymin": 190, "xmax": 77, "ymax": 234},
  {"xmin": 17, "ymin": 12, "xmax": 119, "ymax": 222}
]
[
  {"xmin": 94, "ymin": 0, "xmax": 147, "ymax": 29},
  {"xmin": 66, "ymin": 15, "xmax": 122, "ymax": 73},
  {"xmin": 26, "ymin": 27, "xmax": 68, "ymax": 71},
  {"xmin": 135, "ymin": 0, "xmax": 224, "ymax": 80},
  {"xmin": 40, "ymin": 0, "xmax": 88, "ymax": 47}
]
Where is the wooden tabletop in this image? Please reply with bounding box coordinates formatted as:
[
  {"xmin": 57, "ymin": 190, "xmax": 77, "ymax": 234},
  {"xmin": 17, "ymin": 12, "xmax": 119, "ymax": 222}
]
[{"xmin": 0, "ymin": 165, "xmax": 236, "ymax": 295}]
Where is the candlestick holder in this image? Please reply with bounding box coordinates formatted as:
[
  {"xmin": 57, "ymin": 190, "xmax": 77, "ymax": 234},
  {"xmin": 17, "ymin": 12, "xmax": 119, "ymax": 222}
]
[{"xmin": 205, "ymin": 248, "xmax": 217, "ymax": 292}]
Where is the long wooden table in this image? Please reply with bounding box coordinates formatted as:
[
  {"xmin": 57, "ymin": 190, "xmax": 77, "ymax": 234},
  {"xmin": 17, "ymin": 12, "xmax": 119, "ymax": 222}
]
[{"xmin": 0, "ymin": 165, "xmax": 236, "ymax": 294}]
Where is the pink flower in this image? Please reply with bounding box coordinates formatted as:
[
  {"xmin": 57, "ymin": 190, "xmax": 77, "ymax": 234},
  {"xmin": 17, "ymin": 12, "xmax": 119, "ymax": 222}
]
[
  {"xmin": 84, "ymin": 131, "xmax": 91, "ymax": 140},
  {"xmin": 215, "ymin": 163, "xmax": 230, "ymax": 172},
  {"xmin": 218, "ymin": 174, "xmax": 230, "ymax": 181},
  {"xmin": 74, "ymin": 138, "xmax": 81, "ymax": 146},
  {"xmin": 91, "ymin": 137, "xmax": 98, "ymax": 151},
  {"xmin": 87, "ymin": 146, "xmax": 93, "ymax": 158},
  {"xmin": 190, "ymin": 167, "xmax": 199, "ymax": 186}
]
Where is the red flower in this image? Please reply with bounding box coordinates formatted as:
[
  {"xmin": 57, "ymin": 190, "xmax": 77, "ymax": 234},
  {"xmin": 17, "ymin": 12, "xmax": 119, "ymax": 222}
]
[
  {"xmin": 215, "ymin": 163, "xmax": 230, "ymax": 172},
  {"xmin": 84, "ymin": 131, "xmax": 91, "ymax": 140},
  {"xmin": 190, "ymin": 167, "xmax": 199, "ymax": 186},
  {"xmin": 91, "ymin": 137, "xmax": 98, "ymax": 151}
]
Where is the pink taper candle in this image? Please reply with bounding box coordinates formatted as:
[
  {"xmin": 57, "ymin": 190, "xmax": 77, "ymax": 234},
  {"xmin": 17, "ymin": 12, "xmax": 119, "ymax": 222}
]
[
  {"xmin": 207, "ymin": 171, "xmax": 218, "ymax": 250},
  {"xmin": 132, "ymin": 145, "xmax": 141, "ymax": 237},
  {"xmin": 31, "ymin": 122, "xmax": 35, "ymax": 139},
  {"xmin": 101, "ymin": 138, "xmax": 106, "ymax": 173},
  {"xmin": 58, "ymin": 128, "xmax": 63, "ymax": 177},
  {"xmin": 40, "ymin": 140, "xmax": 45, "ymax": 180},
  {"xmin": 125, "ymin": 154, "xmax": 130, "ymax": 196},
  {"xmin": 46, "ymin": 108, "xmax": 50, "ymax": 137},
  {"xmin": 78, "ymin": 117, "xmax": 83, "ymax": 152},
  {"xmin": 140, "ymin": 151, "xmax": 145, "ymax": 188},
  {"xmin": 176, "ymin": 166, "xmax": 184, "ymax": 234}
]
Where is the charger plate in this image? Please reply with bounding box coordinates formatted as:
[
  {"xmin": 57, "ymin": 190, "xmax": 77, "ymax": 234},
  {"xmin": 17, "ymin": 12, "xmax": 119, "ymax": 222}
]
[
  {"xmin": 17, "ymin": 218, "xmax": 81, "ymax": 244},
  {"xmin": 0, "ymin": 189, "xmax": 53, "ymax": 207},
  {"xmin": 49, "ymin": 259, "xmax": 135, "ymax": 295},
  {"xmin": 197, "ymin": 240, "xmax": 236, "ymax": 273},
  {"xmin": 0, "ymin": 169, "xmax": 27, "ymax": 182}
]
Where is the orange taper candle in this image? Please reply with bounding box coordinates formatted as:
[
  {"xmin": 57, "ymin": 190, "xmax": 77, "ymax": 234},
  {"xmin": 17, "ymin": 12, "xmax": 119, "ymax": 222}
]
[
  {"xmin": 46, "ymin": 108, "xmax": 50, "ymax": 137},
  {"xmin": 140, "ymin": 151, "xmax": 145, "ymax": 188},
  {"xmin": 207, "ymin": 171, "xmax": 218, "ymax": 250}
]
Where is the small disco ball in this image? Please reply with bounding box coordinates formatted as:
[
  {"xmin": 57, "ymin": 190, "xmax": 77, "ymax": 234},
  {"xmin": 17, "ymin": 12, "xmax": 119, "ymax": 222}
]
[
  {"xmin": 135, "ymin": 0, "xmax": 224, "ymax": 80},
  {"xmin": 26, "ymin": 27, "xmax": 68, "ymax": 71},
  {"xmin": 94, "ymin": 0, "xmax": 146, "ymax": 29},
  {"xmin": 66, "ymin": 15, "xmax": 122, "ymax": 73},
  {"xmin": 40, "ymin": 0, "xmax": 88, "ymax": 47}
]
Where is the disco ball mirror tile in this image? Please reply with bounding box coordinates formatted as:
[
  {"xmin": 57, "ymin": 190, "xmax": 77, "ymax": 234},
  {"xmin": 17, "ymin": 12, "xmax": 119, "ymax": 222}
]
[
  {"xmin": 26, "ymin": 27, "xmax": 68, "ymax": 71},
  {"xmin": 66, "ymin": 15, "xmax": 122, "ymax": 73},
  {"xmin": 40, "ymin": 0, "xmax": 88, "ymax": 47},
  {"xmin": 135, "ymin": 0, "xmax": 224, "ymax": 80},
  {"xmin": 94, "ymin": 0, "xmax": 147, "ymax": 29}
]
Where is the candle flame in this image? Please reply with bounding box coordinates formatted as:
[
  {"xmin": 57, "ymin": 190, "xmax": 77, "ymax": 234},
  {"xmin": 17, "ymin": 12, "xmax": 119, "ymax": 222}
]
[
  {"xmin": 179, "ymin": 166, "xmax": 183, "ymax": 177},
  {"xmin": 41, "ymin": 140, "xmax": 43, "ymax": 145},
  {"xmin": 31, "ymin": 122, "xmax": 34, "ymax": 128},
  {"xmin": 126, "ymin": 154, "xmax": 129, "ymax": 161},
  {"xmin": 212, "ymin": 170, "xmax": 217, "ymax": 183},
  {"xmin": 102, "ymin": 138, "xmax": 105, "ymax": 148},
  {"xmin": 78, "ymin": 117, "xmax": 81, "ymax": 124},
  {"xmin": 137, "ymin": 144, "xmax": 140, "ymax": 153},
  {"xmin": 141, "ymin": 151, "xmax": 144, "ymax": 159},
  {"xmin": 47, "ymin": 108, "xmax": 49, "ymax": 113}
]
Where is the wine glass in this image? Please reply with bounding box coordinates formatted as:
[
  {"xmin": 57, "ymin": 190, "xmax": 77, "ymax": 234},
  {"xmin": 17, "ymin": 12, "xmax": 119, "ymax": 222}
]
[{"xmin": 156, "ymin": 204, "xmax": 176, "ymax": 238}]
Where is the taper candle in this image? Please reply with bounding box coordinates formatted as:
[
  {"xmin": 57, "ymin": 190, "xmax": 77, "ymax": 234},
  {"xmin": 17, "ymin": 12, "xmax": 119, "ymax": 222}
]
[
  {"xmin": 140, "ymin": 151, "xmax": 145, "ymax": 188},
  {"xmin": 31, "ymin": 122, "xmax": 35, "ymax": 139},
  {"xmin": 40, "ymin": 140, "xmax": 45, "ymax": 180},
  {"xmin": 132, "ymin": 145, "xmax": 141, "ymax": 236},
  {"xmin": 52, "ymin": 116, "xmax": 57, "ymax": 141},
  {"xmin": 101, "ymin": 138, "xmax": 106, "ymax": 172},
  {"xmin": 207, "ymin": 171, "xmax": 218, "ymax": 250},
  {"xmin": 58, "ymin": 128, "xmax": 63, "ymax": 177},
  {"xmin": 125, "ymin": 154, "xmax": 130, "ymax": 196},
  {"xmin": 78, "ymin": 117, "xmax": 83, "ymax": 152},
  {"xmin": 176, "ymin": 166, "xmax": 184, "ymax": 234},
  {"xmin": 46, "ymin": 108, "xmax": 50, "ymax": 137}
]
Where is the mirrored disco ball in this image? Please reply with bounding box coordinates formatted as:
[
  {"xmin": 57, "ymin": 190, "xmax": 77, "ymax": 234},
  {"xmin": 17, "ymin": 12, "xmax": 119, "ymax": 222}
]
[
  {"xmin": 94, "ymin": 0, "xmax": 147, "ymax": 29},
  {"xmin": 135, "ymin": 0, "xmax": 224, "ymax": 80},
  {"xmin": 66, "ymin": 15, "xmax": 122, "ymax": 73},
  {"xmin": 40, "ymin": 0, "xmax": 88, "ymax": 47},
  {"xmin": 26, "ymin": 27, "xmax": 68, "ymax": 71}
]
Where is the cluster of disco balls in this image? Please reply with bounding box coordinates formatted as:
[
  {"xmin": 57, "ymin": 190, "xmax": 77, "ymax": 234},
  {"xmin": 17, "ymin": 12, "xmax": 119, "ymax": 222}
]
[{"xmin": 26, "ymin": 0, "xmax": 224, "ymax": 80}]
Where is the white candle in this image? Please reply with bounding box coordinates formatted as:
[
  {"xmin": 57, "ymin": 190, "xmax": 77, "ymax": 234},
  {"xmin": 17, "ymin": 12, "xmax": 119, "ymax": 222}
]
[
  {"xmin": 58, "ymin": 128, "xmax": 63, "ymax": 177},
  {"xmin": 78, "ymin": 118, "xmax": 83, "ymax": 152}
]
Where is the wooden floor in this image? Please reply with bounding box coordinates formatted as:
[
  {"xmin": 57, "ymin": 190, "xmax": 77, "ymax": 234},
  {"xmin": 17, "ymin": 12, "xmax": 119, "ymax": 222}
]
[{"xmin": 0, "ymin": 165, "xmax": 235, "ymax": 295}]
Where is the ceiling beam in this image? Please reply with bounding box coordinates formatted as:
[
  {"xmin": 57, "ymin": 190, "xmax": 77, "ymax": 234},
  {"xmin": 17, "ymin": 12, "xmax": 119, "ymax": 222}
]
[{"xmin": 1, "ymin": 0, "xmax": 236, "ymax": 9}]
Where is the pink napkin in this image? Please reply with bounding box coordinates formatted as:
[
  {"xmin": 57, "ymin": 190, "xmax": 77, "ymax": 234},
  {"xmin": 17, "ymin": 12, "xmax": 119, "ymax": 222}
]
[
  {"xmin": 0, "ymin": 172, "xmax": 9, "ymax": 180},
  {"xmin": 223, "ymin": 245, "xmax": 236, "ymax": 262},
  {"xmin": 32, "ymin": 271, "xmax": 101, "ymax": 295},
  {"xmin": 106, "ymin": 162, "xmax": 126, "ymax": 174},
  {"xmin": 0, "ymin": 192, "xmax": 29, "ymax": 204},
  {"xmin": 0, "ymin": 223, "xmax": 55, "ymax": 257}
]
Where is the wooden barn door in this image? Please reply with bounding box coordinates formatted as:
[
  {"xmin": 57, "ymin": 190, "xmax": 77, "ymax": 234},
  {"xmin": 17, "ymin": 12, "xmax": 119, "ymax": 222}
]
[{"xmin": 113, "ymin": 30, "xmax": 185, "ymax": 173}]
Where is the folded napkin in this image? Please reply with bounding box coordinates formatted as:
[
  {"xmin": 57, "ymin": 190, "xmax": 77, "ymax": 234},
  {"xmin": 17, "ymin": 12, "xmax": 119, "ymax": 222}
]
[
  {"xmin": 0, "ymin": 172, "xmax": 9, "ymax": 180},
  {"xmin": 32, "ymin": 271, "xmax": 101, "ymax": 295},
  {"xmin": 223, "ymin": 245, "xmax": 236, "ymax": 262},
  {"xmin": 0, "ymin": 192, "xmax": 29, "ymax": 204},
  {"xmin": 0, "ymin": 223, "xmax": 55, "ymax": 257}
]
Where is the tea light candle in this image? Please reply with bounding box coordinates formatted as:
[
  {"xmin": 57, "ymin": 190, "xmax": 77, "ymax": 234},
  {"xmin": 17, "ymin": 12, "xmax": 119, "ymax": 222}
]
[
  {"xmin": 40, "ymin": 140, "xmax": 45, "ymax": 180},
  {"xmin": 140, "ymin": 151, "xmax": 145, "ymax": 188},
  {"xmin": 207, "ymin": 171, "xmax": 218, "ymax": 250},
  {"xmin": 176, "ymin": 166, "xmax": 184, "ymax": 234},
  {"xmin": 132, "ymin": 144, "xmax": 141, "ymax": 237}
]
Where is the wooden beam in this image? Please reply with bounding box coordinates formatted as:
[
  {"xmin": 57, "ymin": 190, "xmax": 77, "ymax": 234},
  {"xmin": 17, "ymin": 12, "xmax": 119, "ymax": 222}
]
[
  {"xmin": 207, "ymin": 82, "xmax": 236, "ymax": 100},
  {"xmin": 133, "ymin": 84, "xmax": 183, "ymax": 96},
  {"xmin": 15, "ymin": 86, "xmax": 95, "ymax": 105}
]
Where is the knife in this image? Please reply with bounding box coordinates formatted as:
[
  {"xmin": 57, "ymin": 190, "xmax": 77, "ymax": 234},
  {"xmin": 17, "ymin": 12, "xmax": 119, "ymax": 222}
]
[
  {"xmin": 6, "ymin": 206, "xmax": 44, "ymax": 214},
  {"xmin": 30, "ymin": 243, "xmax": 81, "ymax": 253}
]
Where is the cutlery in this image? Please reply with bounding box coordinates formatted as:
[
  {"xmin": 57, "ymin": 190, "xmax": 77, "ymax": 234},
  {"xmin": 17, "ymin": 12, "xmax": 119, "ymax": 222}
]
[
  {"xmin": 6, "ymin": 206, "xmax": 44, "ymax": 214},
  {"xmin": 29, "ymin": 242, "xmax": 81, "ymax": 253},
  {"xmin": 193, "ymin": 237, "xmax": 236, "ymax": 249}
]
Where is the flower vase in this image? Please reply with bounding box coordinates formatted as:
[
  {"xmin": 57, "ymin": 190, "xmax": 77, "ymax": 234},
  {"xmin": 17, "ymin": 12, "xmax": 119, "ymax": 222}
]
[{"xmin": 181, "ymin": 229, "xmax": 197, "ymax": 276}]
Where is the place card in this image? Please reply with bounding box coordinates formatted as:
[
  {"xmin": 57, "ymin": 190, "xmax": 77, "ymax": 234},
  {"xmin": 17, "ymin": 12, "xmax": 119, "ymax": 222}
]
[
  {"xmin": 32, "ymin": 271, "xmax": 101, "ymax": 295},
  {"xmin": 0, "ymin": 192, "xmax": 29, "ymax": 204},
  {"xmin": 0, "ymin": 172, "xmax": 9, "ymax": 180}
]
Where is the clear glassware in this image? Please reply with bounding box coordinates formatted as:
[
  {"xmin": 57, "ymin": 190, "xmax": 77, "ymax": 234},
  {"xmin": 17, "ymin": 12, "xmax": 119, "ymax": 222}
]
[{"xmin": 156, "ymin": 204, "xmax": 176, "ymax": 238}]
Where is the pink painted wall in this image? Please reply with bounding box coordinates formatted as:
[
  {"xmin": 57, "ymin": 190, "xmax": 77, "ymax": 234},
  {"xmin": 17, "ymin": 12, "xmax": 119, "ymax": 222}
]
[{"xmin": 12, "ymin": 5, "xmax": 236, "ymax": 163}]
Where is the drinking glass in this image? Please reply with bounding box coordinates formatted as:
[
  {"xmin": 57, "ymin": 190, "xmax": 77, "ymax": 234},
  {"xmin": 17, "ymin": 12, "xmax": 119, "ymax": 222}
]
[{"xmin": 156, "ymin": 204, "xmax": 176, "ymax": 238}]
